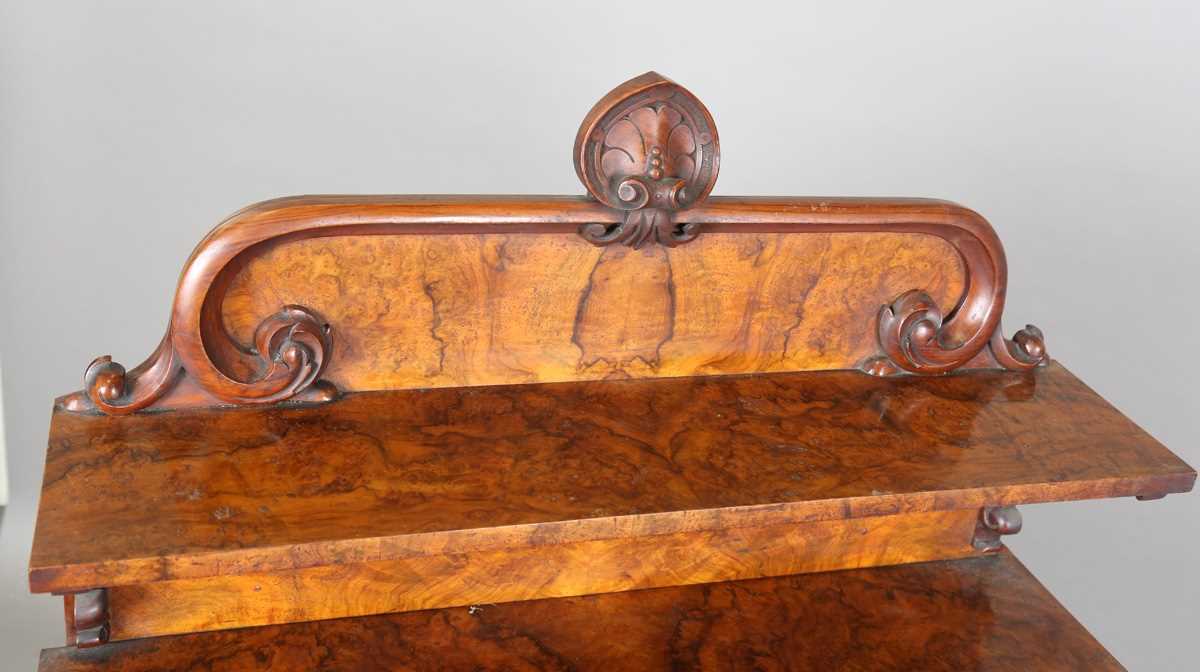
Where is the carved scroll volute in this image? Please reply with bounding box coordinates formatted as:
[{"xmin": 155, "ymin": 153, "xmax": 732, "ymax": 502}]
[
  {"xmin": 64, "ymin": 304, "xmax": 337, "ymax": 416},
  {"xmin": 575, "ymin": 72, "xmax": 719, "ymax": 248}
]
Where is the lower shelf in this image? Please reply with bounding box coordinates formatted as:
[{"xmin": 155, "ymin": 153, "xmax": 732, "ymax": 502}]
[{"xmin": 39, "ymin": 549, "xmax": 1120, "ymax": 671}]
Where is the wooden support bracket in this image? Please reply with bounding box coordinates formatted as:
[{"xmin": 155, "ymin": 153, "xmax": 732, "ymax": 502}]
[
  {"xmin": 972, "ymin": 506, "xmax": 1023, "ymax": 553},
  {"xmin": 69, "ymin": 588, "xmax": 109, "ymax": 648}
]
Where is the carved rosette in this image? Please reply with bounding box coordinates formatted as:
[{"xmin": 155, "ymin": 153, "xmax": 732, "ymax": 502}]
[{"xmin": 575, "ymin": 72, "xmax": 718, "ymax": 248}]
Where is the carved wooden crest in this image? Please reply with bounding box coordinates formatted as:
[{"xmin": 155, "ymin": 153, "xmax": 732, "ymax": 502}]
[
  {"xmin": 61, "ymin": 72, "xmax": 1048, "ymax": 416},
  {"xmin": 574, "ymin": 72, "xmax": 719, "ymax": 248}
]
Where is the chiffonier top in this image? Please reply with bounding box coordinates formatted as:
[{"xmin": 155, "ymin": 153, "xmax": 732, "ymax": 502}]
[
  {"xmin": 28, "ymin": 71, "xmax": 1195, "ymax": 667},
  {"xmin": 30, "ymin": 362, "xmax": 1193, "ymax": 594}
]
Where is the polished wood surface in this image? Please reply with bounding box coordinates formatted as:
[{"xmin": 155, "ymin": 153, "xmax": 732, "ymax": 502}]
[
  {"xmin": 39, "ymin": 551, "xmax": 1124, "ymax": 671},
  {"xmin": 32, "ymin": 362, "xmax": 1193, "ymax": 595},
  {"xmin": 106, "ymin": 509, "xmax": 980, "ymax": 640}
]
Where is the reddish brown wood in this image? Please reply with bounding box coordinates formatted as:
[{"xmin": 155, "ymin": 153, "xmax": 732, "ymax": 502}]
[
  {"xmin": 37, "ymin": 551, "xmax": 1124, "ymax": 672},
  {"xmin": 59, "ymin": 73, "xmax": 1050, "ymax": 416},
  {"xmin": 31, "ymin": 362, "xmax": 1194, "ymax": 596},
  {"xmin": 75, "ymin": 228, "xmax": 977, "ymax": 413}
]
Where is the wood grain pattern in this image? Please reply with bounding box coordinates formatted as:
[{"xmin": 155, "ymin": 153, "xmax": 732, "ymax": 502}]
[
  {"xmin": 220, "ymin": 232, "xmax": 963, "ymax": 391},
  {"xmin": 39, "ymin": 551, "xmax": 1124, "ymax": 672},
  {"xmin": 106, "ymin": 508, "xmax": 980, "ymax": 640},
  {"xmin": 31, "ymin": 362, "xmax": 1194, "ymax": 595}
]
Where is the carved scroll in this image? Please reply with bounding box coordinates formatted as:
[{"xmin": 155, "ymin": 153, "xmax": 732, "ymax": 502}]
[
  {"xmin": 861, "ymin": 290, "xmax": 1048, "ymax": 376},
  {"xmin": 62, "ymin": 73, "xmax": 1047, "ymax": 415},
  {"xmin": 66, "ymin": 305, "xmax": 334, "ymax": 415}
]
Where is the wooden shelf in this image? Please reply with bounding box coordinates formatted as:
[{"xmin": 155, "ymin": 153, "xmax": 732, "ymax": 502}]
[
  {"xmin": 38, "ymin": 550, "xmax": 1123, "ymax": 671},
  {"xmin": 32, "ymin": 362, "xmax": 1192, "ymax": 594},
  {"xmin": 30, "ymin": 362, "xmax": 1193, "ymax": 640}
]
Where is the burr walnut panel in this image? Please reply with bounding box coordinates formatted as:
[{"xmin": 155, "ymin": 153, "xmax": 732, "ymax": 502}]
[
  {"xmin": 39, "ymin": 551, "xmax": 1123, "ymax": 672},
  {"xmin": 219, "ymin": 232, "xmax": 965, "ymax": 391}
]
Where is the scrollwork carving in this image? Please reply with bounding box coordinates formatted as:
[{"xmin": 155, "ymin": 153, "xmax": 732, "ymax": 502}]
[
  {"xmin": 64, "ymin": 336, "xmax": 181, "ymax": 414},
  {"xmin": 579, "ymin": 210, "xmax": 700, "ymax": 248},
  {"xmin": 876, "ymin": 290, "xmax": 956, "ymax": 375},
  {"xmin": 860, "ymin": 291, "xmax": 1048, "ymax": 376},
  {"xmin": 989, "ymin": 323, "xmax": 1047, "ymax": 371},
  {"xmin": 234, "ymin": 305, "xmax": 335, "ymax": 405},
  {"xmin": 64, "ymin": 306, "xmax": 336, "ymax": 415}
]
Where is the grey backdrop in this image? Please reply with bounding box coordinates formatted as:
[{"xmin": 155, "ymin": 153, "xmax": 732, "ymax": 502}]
[{"xmin": 2, "ymin": 1, "xmax": 1197, "ymax": 669}]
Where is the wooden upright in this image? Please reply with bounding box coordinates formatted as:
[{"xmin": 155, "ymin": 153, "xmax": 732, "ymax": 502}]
[{"xmin": 32, "ymin": 73, "xmax": 1193, "ymax": 671}]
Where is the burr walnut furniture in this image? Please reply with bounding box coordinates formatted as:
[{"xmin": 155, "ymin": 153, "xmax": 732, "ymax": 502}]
[{"xmin": 32, "ymin": 73, "xmax": 1193, "ymax": 670}]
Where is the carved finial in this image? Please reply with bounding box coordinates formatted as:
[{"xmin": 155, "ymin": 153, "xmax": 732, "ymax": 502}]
[{"xmin": 575, "ymin": 72, "xmax": 719, "ymax": 248}]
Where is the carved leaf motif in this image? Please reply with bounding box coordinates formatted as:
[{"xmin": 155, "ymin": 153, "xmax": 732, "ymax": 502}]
[
  {"xmin": 668, "ymin": 122, "xmax": 696, "ymax": 178},
  {"xmin": 600, "ymin": 105, "xmax": 697, "ymax": 182},
  {"xmin": 600, "ymin": 120, "xmax": 641, "ymax": 178}
]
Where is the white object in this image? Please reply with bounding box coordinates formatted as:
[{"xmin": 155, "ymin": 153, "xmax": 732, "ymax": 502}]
[{"xmin": 0, "ymin": 355, "xmax": 7, "ymax": 506}]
